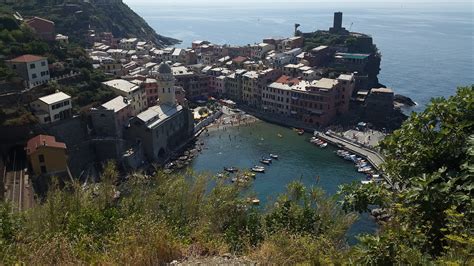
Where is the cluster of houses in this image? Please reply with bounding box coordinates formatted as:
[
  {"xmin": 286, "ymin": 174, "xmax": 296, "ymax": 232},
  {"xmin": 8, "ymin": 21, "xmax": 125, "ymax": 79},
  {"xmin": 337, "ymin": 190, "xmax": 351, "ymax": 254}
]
[{"xmin": 3, "ymin": 12, "xmax": 396, "ymax": 180}]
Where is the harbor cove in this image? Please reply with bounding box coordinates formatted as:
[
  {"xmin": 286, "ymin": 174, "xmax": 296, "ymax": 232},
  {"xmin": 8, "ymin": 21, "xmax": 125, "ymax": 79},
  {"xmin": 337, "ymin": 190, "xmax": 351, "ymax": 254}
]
[
  {"xmin": 184, "ymin": 107, "xmax": 381, "ymax": 239},
  {"xmin": 0, "ymin": 0, "xmax": 472, "ymax": 263}
]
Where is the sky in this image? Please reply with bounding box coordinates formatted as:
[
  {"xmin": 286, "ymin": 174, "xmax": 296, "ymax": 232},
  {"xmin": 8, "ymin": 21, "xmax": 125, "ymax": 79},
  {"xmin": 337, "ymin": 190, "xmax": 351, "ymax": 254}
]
[
  {"xmin": 124, "ymin": 0, "xmax": 472, "ymax": 4},
  {"xmin": 123, "ymin": 0, "xmax": 472, "ymax": 10}
]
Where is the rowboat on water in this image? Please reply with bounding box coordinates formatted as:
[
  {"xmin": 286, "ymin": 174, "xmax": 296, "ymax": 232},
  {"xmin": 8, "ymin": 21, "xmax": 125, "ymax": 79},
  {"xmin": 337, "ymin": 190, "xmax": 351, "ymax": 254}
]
[
  {"xmin": 224, "ymin": 167, "xmax": 238, "ymax": 173},
  {"xmin": 251, "ymin": 165, "xmax": 265, "ymax": 173}
]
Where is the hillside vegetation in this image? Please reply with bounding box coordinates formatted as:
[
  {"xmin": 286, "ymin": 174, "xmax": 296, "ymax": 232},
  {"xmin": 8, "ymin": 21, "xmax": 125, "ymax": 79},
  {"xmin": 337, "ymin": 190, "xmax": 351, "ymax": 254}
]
[
  {"xmin": 1, "ymin": 0, "xmax": 179, "ymax": 46},
  {"xmin": 0, "ymin": 86, "xmax": 472, "ymax": 264},
  {"xmin": 0, "ymin": 11, "xmax": 113, "ymax": 125}
]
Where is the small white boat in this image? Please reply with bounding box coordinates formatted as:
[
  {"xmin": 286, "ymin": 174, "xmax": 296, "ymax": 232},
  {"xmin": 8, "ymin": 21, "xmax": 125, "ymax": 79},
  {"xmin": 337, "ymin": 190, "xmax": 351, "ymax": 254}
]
[
  {"xmin": 260, "ymin": 159, "xmax": 271, "ymax": 165},
  {"xmin": 269, "ymin": 154, "xmax": 279, "ymax": 159},
  {"xmin": 231, "ymin": 177, "xmax": 237, "ymax": 182},
  {"xmin": 251, "ymin": 166, "xmax": 265, "ymax": 173},
  {"xmin": 361, "ymin": 180, "xmax": 374, "ymax": 185},
  {"xmin": 358, "ymin": 166, "xmax": 372, "ymax": 173},
  {"xmin": 344, "ymin": 154, "xmax": 356, "ymax": 161},
  {"xmin": 320, "ymin": 143, "xmax": 328, "ymax": 148}
]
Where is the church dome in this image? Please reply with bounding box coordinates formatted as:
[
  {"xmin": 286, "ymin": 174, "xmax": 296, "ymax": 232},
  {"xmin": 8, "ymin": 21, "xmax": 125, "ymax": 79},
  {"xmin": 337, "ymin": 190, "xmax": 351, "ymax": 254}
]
[{"xmin": 157, "ymin": 62, "xmax": 172, "ymax": 74}]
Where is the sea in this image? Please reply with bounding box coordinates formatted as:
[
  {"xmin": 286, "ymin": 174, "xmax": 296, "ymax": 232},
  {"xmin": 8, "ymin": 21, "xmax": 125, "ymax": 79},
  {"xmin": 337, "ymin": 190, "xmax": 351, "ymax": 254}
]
[
  {"xmin": 126, "ymin": 1, "xmax": 473, "ymax": 242},
  {"xmin": 129, "ymin": 1, "xmax": 473, "ymax": 111}
]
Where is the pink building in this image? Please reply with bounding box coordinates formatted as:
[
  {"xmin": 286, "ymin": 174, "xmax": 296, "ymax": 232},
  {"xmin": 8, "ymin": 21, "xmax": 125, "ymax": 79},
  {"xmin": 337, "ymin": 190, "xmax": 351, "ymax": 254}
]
[
  {"xmin": 142, "ymin": 78, "xmax": 159, "ymax": 107},
  {"xmin": 263, "ymin": 73, "xmax": 355, "ymax": 127}
]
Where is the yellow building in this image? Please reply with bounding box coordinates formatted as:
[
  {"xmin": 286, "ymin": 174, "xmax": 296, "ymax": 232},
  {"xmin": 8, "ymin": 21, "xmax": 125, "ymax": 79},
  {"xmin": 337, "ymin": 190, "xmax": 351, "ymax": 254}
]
[{"xmin": 26, "ymin": 135, "xmax": 68, "ymax": 176}]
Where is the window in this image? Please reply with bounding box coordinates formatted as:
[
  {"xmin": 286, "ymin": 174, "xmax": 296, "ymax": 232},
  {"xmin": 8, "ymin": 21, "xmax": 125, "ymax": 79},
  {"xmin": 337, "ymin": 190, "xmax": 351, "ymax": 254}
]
[
  {"xmin": 30, "ymin": 63, "xmax": 35, "ymax": 69},
  {"xmin": 40, "ymin": 165, "xmax": 47, "ymax": 174},
  {"xmin": 38, "ymin": 154, "xmax": 45, "ymax": 163},
  {"xmin": 54, "ymin": 114, "xmax": 60, "ymax": 120},
  {"xmin": 41, "ymin": 61, "xmax": 46, "ymax": 67},
  {"xmin": 32, "ymin": 73, "xmax": 37, "ymax": 79}
]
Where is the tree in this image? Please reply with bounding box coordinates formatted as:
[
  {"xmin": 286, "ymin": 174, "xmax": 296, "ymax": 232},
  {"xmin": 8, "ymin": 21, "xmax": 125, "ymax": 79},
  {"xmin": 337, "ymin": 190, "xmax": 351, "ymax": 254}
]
[{"xmin": 341, "ymin": 86, "xmax": 474, "ymax": 262}]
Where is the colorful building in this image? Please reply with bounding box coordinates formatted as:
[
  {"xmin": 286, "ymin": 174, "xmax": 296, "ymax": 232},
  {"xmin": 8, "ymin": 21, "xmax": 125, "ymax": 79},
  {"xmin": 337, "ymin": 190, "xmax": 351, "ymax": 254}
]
[{"xmin": 26, "ymin": 135, "xmax": 67, "ymax": 176}]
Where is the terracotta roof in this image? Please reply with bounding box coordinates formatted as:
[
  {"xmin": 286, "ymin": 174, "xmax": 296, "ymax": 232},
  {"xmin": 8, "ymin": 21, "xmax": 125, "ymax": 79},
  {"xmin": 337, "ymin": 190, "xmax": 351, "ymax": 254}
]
[
  {"xmin": 276, "ymin": 75, "xmax": 301, "ymax": 85},
  {"xmin": 232, "ymin": 56, "xmax": 248, "ymax": 63},
  {"xmin": 9, "ymin": 54, "xmax": 46, "ymax": 63},
  {"xmin": 26, "ymin": 135, "xmax": 66, "ymax": 155}
]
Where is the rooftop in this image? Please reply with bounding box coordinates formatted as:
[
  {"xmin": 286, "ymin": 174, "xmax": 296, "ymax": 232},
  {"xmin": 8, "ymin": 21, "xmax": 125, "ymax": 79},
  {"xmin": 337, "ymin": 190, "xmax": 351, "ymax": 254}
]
[
  {"xmin": 38, "ymin": 92, "xmax": 71, "ymax": 105},
  {"xmin": 101, "ymin": 96, "xmax": 130, "ymax": 113},
  {"xmin": 137, "ymin": 104, "xmax": 183, "ymax": 128},
  {"xmin": 26, "ymin": 135, "xmax": 66, "ymax": 155},
  {"xmin": 8, "ymin": 54, "xmax": 46, "ymax": 63},
  {"xmin": 315, "ymin": 78, "xmax": 338, "ymax": 90},
  {"xmin": 338, "ymin": 74, "xmax": 354, "ymax": 81},
  {"xmin": 335, "ymin": 53, "xmax": 370, "ymax": 60},
  {"xmin": 276, "ymin": 75, "xmax": 301, "ymax": 85},
  {"xmin": 103, "ymin": 79, "xmax": 140, "ymax": 93},
  {"xmin": 311, "ymin": 45, "xmax": 329, "ymax": 52},
  {"xmin": 371, "ymin": 87, "xmax": 393, "ymax": 94},
  {"xmin": 171, "ymin": 66, "xmax": 193, "ymax": 76},
  {"xmin": 233, "ymin": 56, "xmax": 248, "ymax": 63}
]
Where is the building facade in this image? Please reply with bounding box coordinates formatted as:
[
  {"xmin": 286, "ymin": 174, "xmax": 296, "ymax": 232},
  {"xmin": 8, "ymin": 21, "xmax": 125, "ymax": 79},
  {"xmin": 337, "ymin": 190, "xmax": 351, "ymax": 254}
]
[
  {"xmin": 103, "ymin": 79, "xmax": 147, "ymax": 116},
  {"xmin": 25, "ymin": 17, "xmax": 55, "ymax": 41},
  {"xmin": 6, "ymin": 54, "xmax": 50, "ymax": 88},
  {"xmin": 26, "ymin": 135, "xmax": 67, "ymax": 176},
  {"xmin": 30, "ymin": 91, "xmax": 72, "ymax": 124}
]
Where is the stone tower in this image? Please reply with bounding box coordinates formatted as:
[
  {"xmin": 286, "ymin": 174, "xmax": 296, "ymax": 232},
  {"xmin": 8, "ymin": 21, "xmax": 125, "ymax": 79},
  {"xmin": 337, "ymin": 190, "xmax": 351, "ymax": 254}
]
[
  {"xmin": 156, "ymin": 62, "xmax": 176, "ymax": 106},
  {"xmin": 333, "ymin": 12, "xmax": 343, "ymax": 30}
]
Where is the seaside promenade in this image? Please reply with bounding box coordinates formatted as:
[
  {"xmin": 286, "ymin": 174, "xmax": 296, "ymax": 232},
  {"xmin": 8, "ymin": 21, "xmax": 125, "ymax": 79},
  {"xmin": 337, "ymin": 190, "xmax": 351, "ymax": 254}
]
[{"xmin": 315, "ymin": 130, "xmax": 393, "ymax": 187}]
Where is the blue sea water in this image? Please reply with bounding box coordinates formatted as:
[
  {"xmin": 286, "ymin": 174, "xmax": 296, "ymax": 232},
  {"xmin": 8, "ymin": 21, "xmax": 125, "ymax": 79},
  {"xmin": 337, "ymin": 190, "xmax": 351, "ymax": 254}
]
[
  {"xmin": 130, "ymin": 1, "xmax": 473, "ymax": 111},
  {"xmin": 126, "ymin": 1, "xmax": 473, "ymax": 242}
]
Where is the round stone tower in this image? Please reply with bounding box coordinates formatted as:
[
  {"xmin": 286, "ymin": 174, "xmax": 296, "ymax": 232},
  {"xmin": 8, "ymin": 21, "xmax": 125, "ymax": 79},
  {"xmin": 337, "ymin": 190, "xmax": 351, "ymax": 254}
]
[{"xmin": 156, "ymin": 62, "xmax": 176, "ymax": 106}]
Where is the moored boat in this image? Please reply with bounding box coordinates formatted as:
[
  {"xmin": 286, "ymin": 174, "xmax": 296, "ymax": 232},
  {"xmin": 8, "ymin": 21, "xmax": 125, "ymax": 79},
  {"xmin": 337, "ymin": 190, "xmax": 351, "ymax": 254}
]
[
  {"xmin": 224, "ymin": 166, "xmax": 238, "ymax": 173},
  {"xmin": 251, "ymin": 165, "xmax": 265, "ymax": 173},
  {"xmin": 269, "ymin": 154, "xmax": 279, "ymax": 159},
  {"xmin": 260, "ymin": 159, "xmax": 271, "ymax": 165},
  {"xmin": 320, "ymin": 143, "xmax": 328, "ymax": 148}
]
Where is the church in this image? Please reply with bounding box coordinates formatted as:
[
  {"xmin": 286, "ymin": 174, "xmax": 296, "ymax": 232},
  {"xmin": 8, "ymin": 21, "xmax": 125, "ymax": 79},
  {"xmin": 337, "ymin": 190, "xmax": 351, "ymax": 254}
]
[{"xmin": 124, "ymin": 63, "xmax": 194, "ymax": 162}]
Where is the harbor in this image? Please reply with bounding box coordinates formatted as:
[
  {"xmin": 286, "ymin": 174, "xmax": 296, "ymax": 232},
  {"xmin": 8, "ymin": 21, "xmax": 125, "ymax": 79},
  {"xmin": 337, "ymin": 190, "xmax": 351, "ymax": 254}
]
[{"xmin": 189, "ymin": 113, "xmax": 377, "ymax": 239}]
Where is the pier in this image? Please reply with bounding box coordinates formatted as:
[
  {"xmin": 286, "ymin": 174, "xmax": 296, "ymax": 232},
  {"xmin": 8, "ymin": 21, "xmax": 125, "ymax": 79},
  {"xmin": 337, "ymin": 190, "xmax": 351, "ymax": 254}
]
[{"xmin": 315, "ymin": 130, "xmax": 393, "ymax": 187}]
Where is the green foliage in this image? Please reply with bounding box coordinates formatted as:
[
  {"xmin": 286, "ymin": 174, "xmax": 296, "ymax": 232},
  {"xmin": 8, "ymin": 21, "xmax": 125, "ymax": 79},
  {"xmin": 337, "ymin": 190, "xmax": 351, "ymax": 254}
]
[
  {"xmin": 0, "ymin": 162, "xmax": 361, "ymax": 264},
  {"xmin": 341, "ymin": 86, "xmax": 474, "ymax": 263},
  {"xmin": 6, "ymin": 0, "xmax": 179, "ymax": 46}
]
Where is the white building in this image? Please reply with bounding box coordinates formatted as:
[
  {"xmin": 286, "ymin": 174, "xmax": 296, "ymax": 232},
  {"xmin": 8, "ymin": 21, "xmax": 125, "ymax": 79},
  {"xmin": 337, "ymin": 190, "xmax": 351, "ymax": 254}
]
[
  {"xmin": 102, "ymin": 79, "xmax": 147, "ymax": 116},
  {"xmin": 118, "ymin": 38, "xmax": 138, "ymax": 50},
  {"xmin": 30, "ymin": 91, "xmax": 72, "ymax": 124},
  {"xmin": 251, "ymin": 43, "xmax": 275, "ymax": 59},
  {"xmin": 6, "ymin": 54, "xmax": 50, "ymax": 88}
]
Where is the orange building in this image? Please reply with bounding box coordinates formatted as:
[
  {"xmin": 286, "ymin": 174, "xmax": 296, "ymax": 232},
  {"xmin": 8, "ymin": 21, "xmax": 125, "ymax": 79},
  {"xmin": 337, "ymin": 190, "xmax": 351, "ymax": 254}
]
[{"xmin": 26, "ymin": 135, "xmax": 68, "ymax": 176}]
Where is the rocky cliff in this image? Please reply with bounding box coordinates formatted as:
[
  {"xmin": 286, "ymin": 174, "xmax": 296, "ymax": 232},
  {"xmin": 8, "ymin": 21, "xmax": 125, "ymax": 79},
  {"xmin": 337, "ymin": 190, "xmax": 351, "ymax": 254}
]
[{"xmin": 1, "ymin": 0, "xmax": 180, "ymax": 47}]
